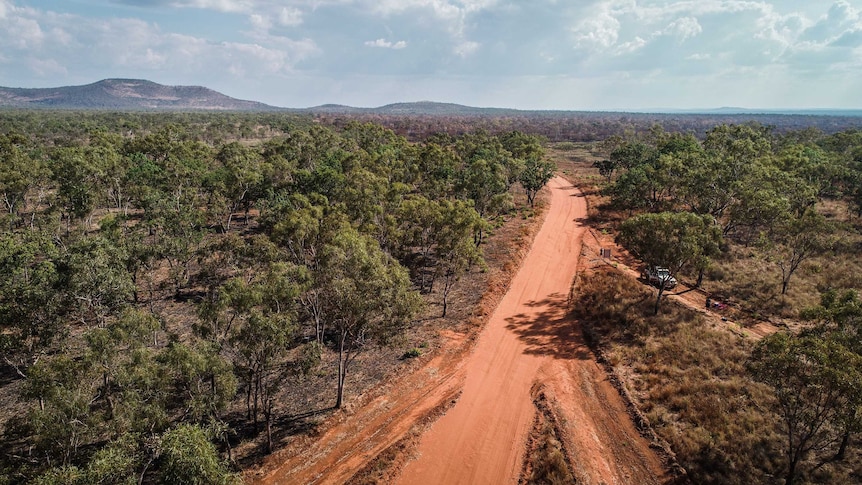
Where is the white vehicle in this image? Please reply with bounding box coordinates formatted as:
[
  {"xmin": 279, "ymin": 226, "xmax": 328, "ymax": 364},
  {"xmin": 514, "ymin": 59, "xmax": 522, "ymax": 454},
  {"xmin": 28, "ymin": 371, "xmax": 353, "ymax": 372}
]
[{"xmin": 642, "ymin": 266, "xmax": 677, "ymax": 289}]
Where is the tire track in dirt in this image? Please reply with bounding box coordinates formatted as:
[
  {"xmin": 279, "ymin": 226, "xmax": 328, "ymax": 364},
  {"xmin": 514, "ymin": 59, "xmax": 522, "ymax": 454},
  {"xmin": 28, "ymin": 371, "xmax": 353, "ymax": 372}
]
[{"xmin": 394, "ymin": 178, "xmax": 670, "ymax": 485}]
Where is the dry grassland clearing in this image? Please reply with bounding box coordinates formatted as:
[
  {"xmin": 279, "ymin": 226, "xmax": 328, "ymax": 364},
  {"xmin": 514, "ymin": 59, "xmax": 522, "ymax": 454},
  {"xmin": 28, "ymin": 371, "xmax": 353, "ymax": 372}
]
[{"xmin": 555, "ymin": 140, "xmax": 862, "ymax": 485}]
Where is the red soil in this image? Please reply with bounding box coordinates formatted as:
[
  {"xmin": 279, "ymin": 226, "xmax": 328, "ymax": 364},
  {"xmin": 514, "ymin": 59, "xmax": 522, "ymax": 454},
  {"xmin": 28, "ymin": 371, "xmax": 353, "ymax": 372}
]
[
  {"xmin": 394, "ymin": 177, "xmax": 668, "ymax": 484},
  {"xmin": 254, "ymin": 178, "xmax": 672, "ymax": 484}
]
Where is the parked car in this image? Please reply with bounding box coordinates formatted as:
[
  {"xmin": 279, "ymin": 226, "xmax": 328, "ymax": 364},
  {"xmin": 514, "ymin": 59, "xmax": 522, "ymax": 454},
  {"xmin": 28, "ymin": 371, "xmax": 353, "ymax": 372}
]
[{"xmin": 642, "ymin": 266, "xmax": 677, "ymax": 289}]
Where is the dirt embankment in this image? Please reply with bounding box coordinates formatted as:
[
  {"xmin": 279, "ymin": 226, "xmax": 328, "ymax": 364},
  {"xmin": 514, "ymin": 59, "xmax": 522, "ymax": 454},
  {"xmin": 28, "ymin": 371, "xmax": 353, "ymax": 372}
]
[{"xmin": 254, "ymin": 177, "xmax": 675, "ymax": 484}]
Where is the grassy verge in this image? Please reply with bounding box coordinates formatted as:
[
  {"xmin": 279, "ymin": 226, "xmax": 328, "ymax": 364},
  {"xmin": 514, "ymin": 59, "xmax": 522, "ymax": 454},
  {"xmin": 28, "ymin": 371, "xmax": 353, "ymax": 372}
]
[
  {"xmin": 572, "ymin": 269, "xmax": 782, "ymax": 485},
  {"xmin": 520, "ymin": 386, "xmax": 576, "ymax": 485}
]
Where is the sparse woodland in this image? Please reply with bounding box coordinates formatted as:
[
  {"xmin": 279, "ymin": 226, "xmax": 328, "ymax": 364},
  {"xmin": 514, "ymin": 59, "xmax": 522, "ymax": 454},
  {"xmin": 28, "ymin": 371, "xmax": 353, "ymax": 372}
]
[
  {"xmin": 0, "ymin": 112, "xmax": 552, "ymax": 484},
  {"xmin": 571, "ymin": 124, "xmax": 862, "ymax": 484},
  {"xmin": 3, "ymin": 109, "xmax": 862, "ymax": 485}
]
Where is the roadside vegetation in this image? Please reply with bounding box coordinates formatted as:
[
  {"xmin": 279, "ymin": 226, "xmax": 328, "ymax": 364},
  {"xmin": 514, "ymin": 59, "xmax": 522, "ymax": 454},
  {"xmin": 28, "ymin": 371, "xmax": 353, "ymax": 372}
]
[
  {"xmin": 0, "ymin": 112, "xmax": 553, "ymax": 484},
  {"xmin": 569, "ymin": 124, "xmax": 862, "ymax": 484},
  {"xmin": 574, "ymin": 271, "xmax": 781, "ymax": 484}
]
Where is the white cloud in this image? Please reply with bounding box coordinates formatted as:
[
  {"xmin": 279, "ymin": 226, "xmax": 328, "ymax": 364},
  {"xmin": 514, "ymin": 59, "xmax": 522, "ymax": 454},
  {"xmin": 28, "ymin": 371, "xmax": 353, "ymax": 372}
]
[
  {"xmin": 686, "ymin": 52, "xmax": 711, "ymax": 60},
  {"xmin": 665, "ymin": 16, "xmax": 701, "ymax": 40},
  {"xmin": 246, "ymin": 8, "xmax": 303, "ymax": 42},
  {"xmin": 143, "ymin": 48, "xmax": 167, "ymax": 67},
  {"xmin": 831, "ymin": 28, "xmax": 862, "ymax": 47},
  {"xmin": 566, "ymin": 0, "xmax": 862, "ymax": 78},
  {"xmin": 454, "ymin": 40, "xmax": 479, "ymax": 57},
  {"xmin": 756, "ymin": 12, "xmax": 808, "ymax": 48},
  {"xmin": 278, "ymin": 7, "xmax": 302, "ymax": 26},
  {"xmin": 368, "ymin": 0, "xmax": 497, "ymax": 18},
  {"xmin": 0, "ymin": 1, "xmax": 318, "ymax": 85},
  {"xmin": 169, "ymin": 0, "xmax": 253, "ymax": 13},
  {"xmin": 7, "ymin": 16, "xmax": 43, "ymax": 49},
  {"xmin": 573, "ymin": 6, "xmax": 620, "ymax": 49},
  {"xmin": 27, "ymin": 57, "xmax": 66, "ymax": 76},
  {"xmin": 799, "ymin": 0, "xmax": 862, "ymax": 44},
  {"xmin": 615, "ymin": 36, "xmax": 646, "ymax": 54},
  {"xmin": 364, "ymin": 38, "xmax": 407, "ymax": 49},
  {"xmin": 355, "ymin": 0, "xmax": 492, "ymax": 57},
  {"xmin": 5, "ymin": 0, "xmax": 862, "ymax": 109},
  {"xmin": 222, "ymin": 41, "xmax": 300, "ymax": 75},
  {"xmin": 249, "ymin": 13, "xmax": 271, "ymax": 30}
]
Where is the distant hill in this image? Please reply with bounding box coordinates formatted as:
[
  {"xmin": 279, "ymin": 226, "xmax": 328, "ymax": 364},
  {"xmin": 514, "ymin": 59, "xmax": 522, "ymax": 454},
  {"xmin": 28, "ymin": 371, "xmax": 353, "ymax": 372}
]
[
  {"xmin": 373, "ymin": 102, "xmax": 522, "ymax": 116},
  {"xmin": 634, "ymin": 106, "xmax": 862, "ymax": 117},
  {"xmin": 309, "ymin": 102, "xmax": 862, "ymax": 118},
  {"xmin": 307, "ymin": 101, "xmax": 526, "ymax": 116},
  {"xmin": 2, "ymin": 79, "xmax": 862, "ymax": 119},
  {"xmin": 0, "ymin": 79, "xmax": 281, "ymax": 111}
]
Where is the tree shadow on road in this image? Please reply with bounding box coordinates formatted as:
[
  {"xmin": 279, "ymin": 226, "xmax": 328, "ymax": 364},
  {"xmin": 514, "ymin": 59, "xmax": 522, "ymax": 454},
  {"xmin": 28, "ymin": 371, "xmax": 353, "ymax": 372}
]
[{"xmin": 505, "ymin": 294, "xmax": 592, "ymax": 360}]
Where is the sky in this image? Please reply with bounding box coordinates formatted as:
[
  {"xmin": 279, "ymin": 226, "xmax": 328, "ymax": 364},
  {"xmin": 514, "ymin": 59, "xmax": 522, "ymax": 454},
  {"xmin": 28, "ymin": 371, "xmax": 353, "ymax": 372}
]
[{"xmin": 1, "ymin": 0, "xmax": 862, "ymax": 110}]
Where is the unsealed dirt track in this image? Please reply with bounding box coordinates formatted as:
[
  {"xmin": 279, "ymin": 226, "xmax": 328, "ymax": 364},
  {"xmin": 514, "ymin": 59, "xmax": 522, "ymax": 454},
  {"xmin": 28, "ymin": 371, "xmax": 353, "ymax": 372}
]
[
  {"xmin": 395, "ymin": 177, "xmax": 668, "ymax": 485},
  {"xmin": 255, "ymin": 177, "xmax": 671, "ymax": 484}
]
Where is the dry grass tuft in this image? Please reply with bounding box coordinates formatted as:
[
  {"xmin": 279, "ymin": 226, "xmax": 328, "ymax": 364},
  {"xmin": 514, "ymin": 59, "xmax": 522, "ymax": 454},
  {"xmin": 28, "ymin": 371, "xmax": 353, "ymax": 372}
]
[{"xmin": 521, "ymin": 389, "xmax": 576, "ymax": 485}]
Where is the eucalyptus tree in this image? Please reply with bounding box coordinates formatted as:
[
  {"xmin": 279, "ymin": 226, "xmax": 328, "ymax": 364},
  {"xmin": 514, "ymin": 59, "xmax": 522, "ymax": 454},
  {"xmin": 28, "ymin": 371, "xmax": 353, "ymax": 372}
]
[
  {"xmin": 778, "ymin": 143, "xmax": 847, "ymax": 200},
  {"xmin": 758, "ymin": 208, "xmax": 833, "ymax": 295},
  {"xmin": 21, "ymin": 354, "xmax": 100, "ymax": 468},
  {"xmin": 802, "ymin": 289, "xmax": 862, "ymax": 461},
  {"xmin": 0, "ymin": 230, "xmax": 66, "ymax": 376},
  {"xmin": 434, "ymin": 200, "xmax": 485, "ymax": 317},
  {"xmin": 197, "ymin": 252, "xmax": 302, "ymax": 445},
  {"xmin": 617, "ymin": 211, "xmax": 723, "ymax": 314},
  {"xmin": 415, "ymin": 140, "xmax": 458, "ymax": 200},
  {"xmin": 158, "ymin": 424, "xmax": 240, "ymax": 485},
  {"xmin": 727, "ymin": 163, "xmax": 802, "ymax": 243},
  {"xmin": 263, "ymin": 194, "xmax": 343, "ymax": 345},
  {"xmin": 703, "ymin": 123, "xmax": 773, "ymax": 180},
  {"xmin": 63, "ymin": 235, "xmax": 135, "ymax": 327},
  {"xmin": 398, "ymin": 195, "xmax": 444, "ymax": 293},
  {"xmin": 211, "ymin": 141, "xmax": 265, "ymax": 231},
  {"xmin": 519, "ymin": 158, "xmax": 556, "ymax": 207},
  {"xmin": 0, "ymin": 133, "xmax": 48, "ymax": 224},
  {"xmin": 50, "ymin": 146, "xmax": 102, "ymax": 229},
  {"xmin": 457, "ymin": 156, "xmax": 511, "ymax": 243},
  {"xmin": 748, "ymin": 331, "xmax": 862, "ymax": 485},
  {"xmin": 319, "ymin": 228, "xmax": 422, "ymax": 408},
  {"xmin": 609, "ymin": 141, "xmax": 656, "ymax": 171}
]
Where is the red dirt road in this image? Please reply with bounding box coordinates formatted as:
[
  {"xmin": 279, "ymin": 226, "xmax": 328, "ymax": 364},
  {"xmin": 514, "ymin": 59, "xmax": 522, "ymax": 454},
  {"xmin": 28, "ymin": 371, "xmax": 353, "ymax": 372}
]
[
  {"xmin": 254, "ymin": 177, "xmax": 671, "ymax": 484},
  {"xmin": 395, "ymin": 178, "xmax": 669, "ymax": 485}
]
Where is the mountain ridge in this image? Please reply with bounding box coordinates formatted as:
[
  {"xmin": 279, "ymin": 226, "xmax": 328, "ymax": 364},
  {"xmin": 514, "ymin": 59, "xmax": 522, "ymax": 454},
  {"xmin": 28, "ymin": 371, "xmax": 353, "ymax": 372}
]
[
  {"xmin": 0, "ymin": 79, "xmax": 280, "ymax": 111},
  {"xmin": 2, "ymin": 79, "xmax": 862, "ymax": 117}
]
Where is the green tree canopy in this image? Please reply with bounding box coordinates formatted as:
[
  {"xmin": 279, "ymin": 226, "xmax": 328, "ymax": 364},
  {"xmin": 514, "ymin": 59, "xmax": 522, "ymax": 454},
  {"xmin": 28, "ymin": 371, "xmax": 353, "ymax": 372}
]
[
  {"xmin": 748, "ymin": 331, "xmax": 862, "ymax": 485},
  {"xmin": 519, "ymin": 158, "xmax": 556, "ymax": 207},
  {"xmin": 617, "ymin": 211, "xmax": 723, "ymax": 313}
]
